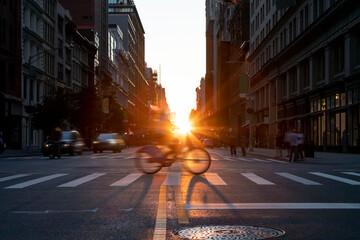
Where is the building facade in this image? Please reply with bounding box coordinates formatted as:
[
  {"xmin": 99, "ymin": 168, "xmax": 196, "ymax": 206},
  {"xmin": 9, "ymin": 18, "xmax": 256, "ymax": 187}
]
[
  {"xmin": 108, "ymin": 0, "xmax": 147, "ymax": 132},
  {"xmin": 0, "ymin": 0, "xmax": 22, "ymax": 149},
  {"xmin": 248, "ymin": 0, "xmax": 360, "ymax": 152}
]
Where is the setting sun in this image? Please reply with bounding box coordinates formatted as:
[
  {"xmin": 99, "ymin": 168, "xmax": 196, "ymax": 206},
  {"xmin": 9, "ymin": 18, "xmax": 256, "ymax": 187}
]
[{"xmin": 176, "ymin": 119, "xmax": 192, "ymax": 134}]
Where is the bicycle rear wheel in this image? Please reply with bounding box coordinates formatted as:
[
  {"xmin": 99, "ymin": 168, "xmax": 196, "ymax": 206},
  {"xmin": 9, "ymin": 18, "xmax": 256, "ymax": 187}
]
[
  {"xmin": 135, "ymin": 146, "xmax": 164, "ymax": 174},
  {"xmin": 182, "ymin": 148, "xmax": 211, "ymax": 174}
]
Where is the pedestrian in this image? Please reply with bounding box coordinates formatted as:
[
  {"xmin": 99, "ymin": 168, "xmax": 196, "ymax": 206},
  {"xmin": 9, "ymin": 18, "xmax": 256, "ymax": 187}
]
[
  {"xmin": 229, "ymin": 134, "xmax": 237, "ymax": 156},
  {"xmin": 284, "ymin": 128, "xmax": 291, "ymax": 157},
  {"xmin": 275, "ymin": 129, "xmax": 283, "ymax": 158},
  {"xmin": 240, "ymin": 134, "xmax": 247, "ymax": 157},
  {"xmin": 297, "ymin": 130, "xmax": 305, "ymax": 161},
  {"xmin": 288, "ymin": 128, "xmax": 298, "ymax": 162}
]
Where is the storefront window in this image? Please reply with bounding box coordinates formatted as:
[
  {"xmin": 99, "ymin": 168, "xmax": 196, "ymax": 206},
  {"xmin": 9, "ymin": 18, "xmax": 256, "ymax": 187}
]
[
  {"xmin": 341, "ymin": 93, "xmax": 345, "ymax": 106},
  {"xmin": 354, "ymin": 89, "xmax": 359, "ymax": 104},
  {"xmin": 331, "ymin": 95, "xmax": 335, "ymax": 109},
  {"xmin": 310, "ymin": 101, "xmax": 314, "ymax": 113},
  {"xmin": 326, "ymin": 97, "xmax": 330, "ymax": 110},
  {"xmin": 335, "ymin": 94, "xmax": 340, "ymax": 108},
  {"xmin": 348, "ymin": 90, "xmax": 353, "ymax": 105},
  {"xmin": 321, "ymin": 98, "xmax": 326, "ymax": 111}
]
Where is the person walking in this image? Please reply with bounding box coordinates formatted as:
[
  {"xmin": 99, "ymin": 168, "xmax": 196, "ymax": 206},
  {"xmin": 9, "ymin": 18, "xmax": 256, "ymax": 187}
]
[
  {"xmin": 275, "ymin": 129, "xmax": 283, "ymax": 158},
  {"xmin": 229, "ymin": 134, "xmax": 237, "ymax": 156},
  {"xmin": 284, "ymin": 128, "xmax": 291, "ymax": 157},
  {"xmin": 240, "ymin": 134, "xmax": 247, "ymax": 157},
  {"xmin": 297, "ymin": 130, "xmax": 305, "ymax": 161},
  {"xmin": 288, "ymin": 129, "xmax": 299, "ymax": 162}
]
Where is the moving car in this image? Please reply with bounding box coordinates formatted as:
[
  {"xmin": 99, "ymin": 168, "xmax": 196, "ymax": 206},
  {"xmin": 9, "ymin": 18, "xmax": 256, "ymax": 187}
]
[
  {"xmin": 93, "ymin": 133, "xmax": 125, "ymax": 153},
  {"xmin": 203, "ymin": 138, "xmax": 214, "ymax": 149},
  {"xmin": 60, "ymin": 131, "xmax": 85, "ymax": 155}
]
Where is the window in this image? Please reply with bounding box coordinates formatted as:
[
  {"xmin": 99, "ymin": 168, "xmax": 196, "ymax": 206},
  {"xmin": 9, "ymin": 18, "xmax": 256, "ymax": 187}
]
[
  {"xmin": 355, "ymin": 32, "xmax": 360, "ymax": 66},
  {"xmin": 301, "ymin": 60, "xmax": 310, "ymax": 88},
  {"xmin": 58, "ymin": 39, "xmax": 63, "ymax": 58},
  {"xmin": 333, "ymin": 39, "xmax": 344, "ymax": 74},
  {"xmin": 315, "ymin": 50, "xmax": 325, "ymax": 82},
  {"xmin": 290, "ymin": 68, "xmax": 297, "ymax": 93},
  {"xmin": 58, "ymin": 16, "xmax": 63, "ymax": 35},
  {"xmin": 348, "ymin": 90, "xmax": 353, "ymax": 105},
  {"xmin": 304, "ymin": 5, "xmax": 309, "ymax": 28},
  {"xmin": 292, "ymin": 18, "xmax": 297, "ymax": 39},
  {"xmin": 58, "ymin": 63, "xmax": 63, "ymax": 81}
]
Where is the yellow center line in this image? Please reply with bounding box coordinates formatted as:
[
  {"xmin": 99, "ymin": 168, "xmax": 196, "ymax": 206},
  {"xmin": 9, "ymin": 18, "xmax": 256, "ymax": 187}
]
[
  {"xmin": 174, "ymin": 185, "xmax": 189, "ymax": 224},
  {"xmin": 153, "ymin": 185, "xmax": 167, "ymax": 240}
]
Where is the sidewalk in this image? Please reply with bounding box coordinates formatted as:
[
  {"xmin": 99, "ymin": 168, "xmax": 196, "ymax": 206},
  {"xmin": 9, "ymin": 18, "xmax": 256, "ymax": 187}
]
[
  {"xmin": 0, "ymin": 149, "xmax": 42, "ymax": 158},
  {"xmin": 216, "ymin": 147, "xmax": 360, "ymax": 164}
]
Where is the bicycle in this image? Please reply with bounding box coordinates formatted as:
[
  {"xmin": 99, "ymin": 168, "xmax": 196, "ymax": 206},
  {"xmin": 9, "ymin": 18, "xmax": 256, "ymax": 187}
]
[{"xmin": 135, "ymin": 144, "xmax": 211, "ymax": 175}]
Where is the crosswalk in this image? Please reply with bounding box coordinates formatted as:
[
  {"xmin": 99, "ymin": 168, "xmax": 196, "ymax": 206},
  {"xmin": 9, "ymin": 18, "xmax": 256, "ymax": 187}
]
[
  {"xmin": 3, "ymin": 153, "xmax": 288, "ymax": 164},
  {"xmin": 1, "ymin": 171, "xmax": 359, "ymax": 189},
  {"xmin": 209, "ymin": 154, "xmax": 289, "ymax": 164}
]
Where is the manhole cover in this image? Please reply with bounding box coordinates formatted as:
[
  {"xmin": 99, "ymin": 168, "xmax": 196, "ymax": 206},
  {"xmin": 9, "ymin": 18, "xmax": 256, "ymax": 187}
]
[{"xmin": 174, "ymin": 225, "xmax": 285, "ymax": 239}]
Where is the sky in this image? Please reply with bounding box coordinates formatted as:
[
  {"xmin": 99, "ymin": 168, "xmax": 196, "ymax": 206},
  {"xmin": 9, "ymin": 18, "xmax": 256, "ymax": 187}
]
[{"xmin": 135, "ymin": 0, "xmax": 206, "ymax": 127}]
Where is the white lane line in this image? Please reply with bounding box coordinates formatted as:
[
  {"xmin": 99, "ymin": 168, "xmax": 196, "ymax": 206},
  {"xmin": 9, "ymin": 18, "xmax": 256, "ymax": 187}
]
[
  {"xmin": 110, "ymin": 173, "xmax": 143, "ymax": 186},
  {"xmin": 0, "ymin": 174, "xmax": 30, "ymax": 183},
  {"xmin": 266, "ymin": 158, "xmax": 288, "ymax": 164},
  {"xmin": 205, "ymin": 173, "xmax": 227, "ymax": 185},
  {"xmin": 185, "ymin": 203, "xmax": 360, "ymax": 210},
  {"xmin": 5, "ymin": 174, "xmax": 68, "ymax": 189},
  {"xmin": 241, "ymin": 173, "xmax": 275, "ymax": 185},
  {"xmin": 275, "ymin": 172, "xmax": 322, "ymax": 185},
  {"xmin": 57, "ymin": 173, "xmax": 106, "ymax": 187},
  {"xmin": 123, "ymin": 156, "xmax": 134, "ymax": 159},
  {"xmin": 224, "ymin": 157, "xmax": 236, "ymax": 161},
  {"xmin": 249, "ymin": 158, "xmax": 270, "ymax": 163},
  {"xmin": 12, "ymin": 208, "xmax": 99, "ymax": 214},
  {"xmin": 309, "ymin": 172, "xmax": 360, "ymax": 185},
  {"xmin": 162, "ymin": 172, "xmax": 181, "ymax": 186},
  {"xmin": 237, "ymin": 157, "xmax": 253, "ymax": 162},
  {"xmin": 342, "ymin": 172, "xmax": 360, "ymax": 177}
]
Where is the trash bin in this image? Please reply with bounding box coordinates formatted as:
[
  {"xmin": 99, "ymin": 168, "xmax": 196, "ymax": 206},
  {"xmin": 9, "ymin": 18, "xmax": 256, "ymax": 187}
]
[{"xmin": 304, "ymin": 141, "xmax": 314, "ymax": 158}]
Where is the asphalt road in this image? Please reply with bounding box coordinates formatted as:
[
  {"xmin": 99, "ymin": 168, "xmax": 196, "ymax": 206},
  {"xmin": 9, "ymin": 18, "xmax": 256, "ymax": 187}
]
[{"xmin": 0, "ymin": 148, "xmax": 359, "ymax": 240}]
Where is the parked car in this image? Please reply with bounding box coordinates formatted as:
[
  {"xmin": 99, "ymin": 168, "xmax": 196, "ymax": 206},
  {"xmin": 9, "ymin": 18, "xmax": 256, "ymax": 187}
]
[
  {"xmin": 93, "ymin": 133, "xmax": 125, "ymax": 153},
  {"xmin": 60, "ymin": 131, "xmax": 85, "ymax": 155},
  {"xmin": 203, "ymin": 138, "xmax": 214, "ymax": 148}
]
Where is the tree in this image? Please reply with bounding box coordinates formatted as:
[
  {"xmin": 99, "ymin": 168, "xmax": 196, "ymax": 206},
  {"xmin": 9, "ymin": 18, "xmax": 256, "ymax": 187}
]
[
  {"xmin": 25, "ymin": 89, "xmax": 74, "ymax": 135},
  {"xmin": 103, "ymin": 95, "xmax": 124, "ymax": 133},
  {"xmin": 70, "ymin": 87, "xmax": 105, "ymax": 148}
]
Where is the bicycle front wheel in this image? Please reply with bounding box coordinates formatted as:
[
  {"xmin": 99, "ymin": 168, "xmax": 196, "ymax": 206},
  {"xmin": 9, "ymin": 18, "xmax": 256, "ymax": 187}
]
[
  {"xmin": 135, "ymin": 146, "xmax": 164, "ymax": 174},
  {"xmin": 182, "ymin": 148, "xmax": 211, "ymax": 175}
]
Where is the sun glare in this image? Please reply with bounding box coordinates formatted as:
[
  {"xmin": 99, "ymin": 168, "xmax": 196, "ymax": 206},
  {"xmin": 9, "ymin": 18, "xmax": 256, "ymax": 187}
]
[{"xmin": 176, "ymin": 120, "xmax": 192, "ymax": 134}]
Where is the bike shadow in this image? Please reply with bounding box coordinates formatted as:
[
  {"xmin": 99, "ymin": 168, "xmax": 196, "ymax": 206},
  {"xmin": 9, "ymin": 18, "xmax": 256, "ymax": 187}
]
[{"xmin": 183, "ymin": 173, "xmax": 239, "ymax": 217}]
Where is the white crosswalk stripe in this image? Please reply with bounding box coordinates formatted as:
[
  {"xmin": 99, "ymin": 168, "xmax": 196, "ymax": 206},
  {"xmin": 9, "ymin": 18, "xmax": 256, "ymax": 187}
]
[
  {"xmin": 162, "ymin": 172, "xmax": 181, "ymax": 186},
  {"xmin": 110, "ymin": 173, "xmax": 142, "ymax": 186},
  {"xmin": 266, "ymin": 158, "xmax": 288, "ymax": 164},
  {"xmin": 0, "ymin": 174, "xmax": 30, "ymax": 183},
  {"xmin": 205, "ymin": 173, "xmax": 227, "ymax": 185},
  {"xmin": 237, "ymin": 157, "xmax": 253, "ymax": 162},
  {"xmin": 249, "ymin": 158, "xmax": 270, "ymax": 163},
  {"xmin": 241, "ymin": 173, "xmax": 275, "ymax": 185},
  {"xmin": 57, "ymin": 173, "xmax": 106, "ymax": 187},
  {"xmin": 276, "ymin": 172, "xmax": 322, "ymax": 185},
  {"xmin": 5, "ymin": 174, "xmax": 68, "ymax": 189},
  {"xmin": 342, "ymin": 172, "xmax": 360, "ymax": 177},
  {"xmin": 309, "ymin": 172, "xmax": 360, "ymax": 185}
]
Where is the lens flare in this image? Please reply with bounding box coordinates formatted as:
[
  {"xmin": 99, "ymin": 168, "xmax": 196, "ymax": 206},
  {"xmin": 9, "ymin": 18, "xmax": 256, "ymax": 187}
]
[{"xmin": 176, "ymin": 120, "xmax": 192, "ymax": 134}]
